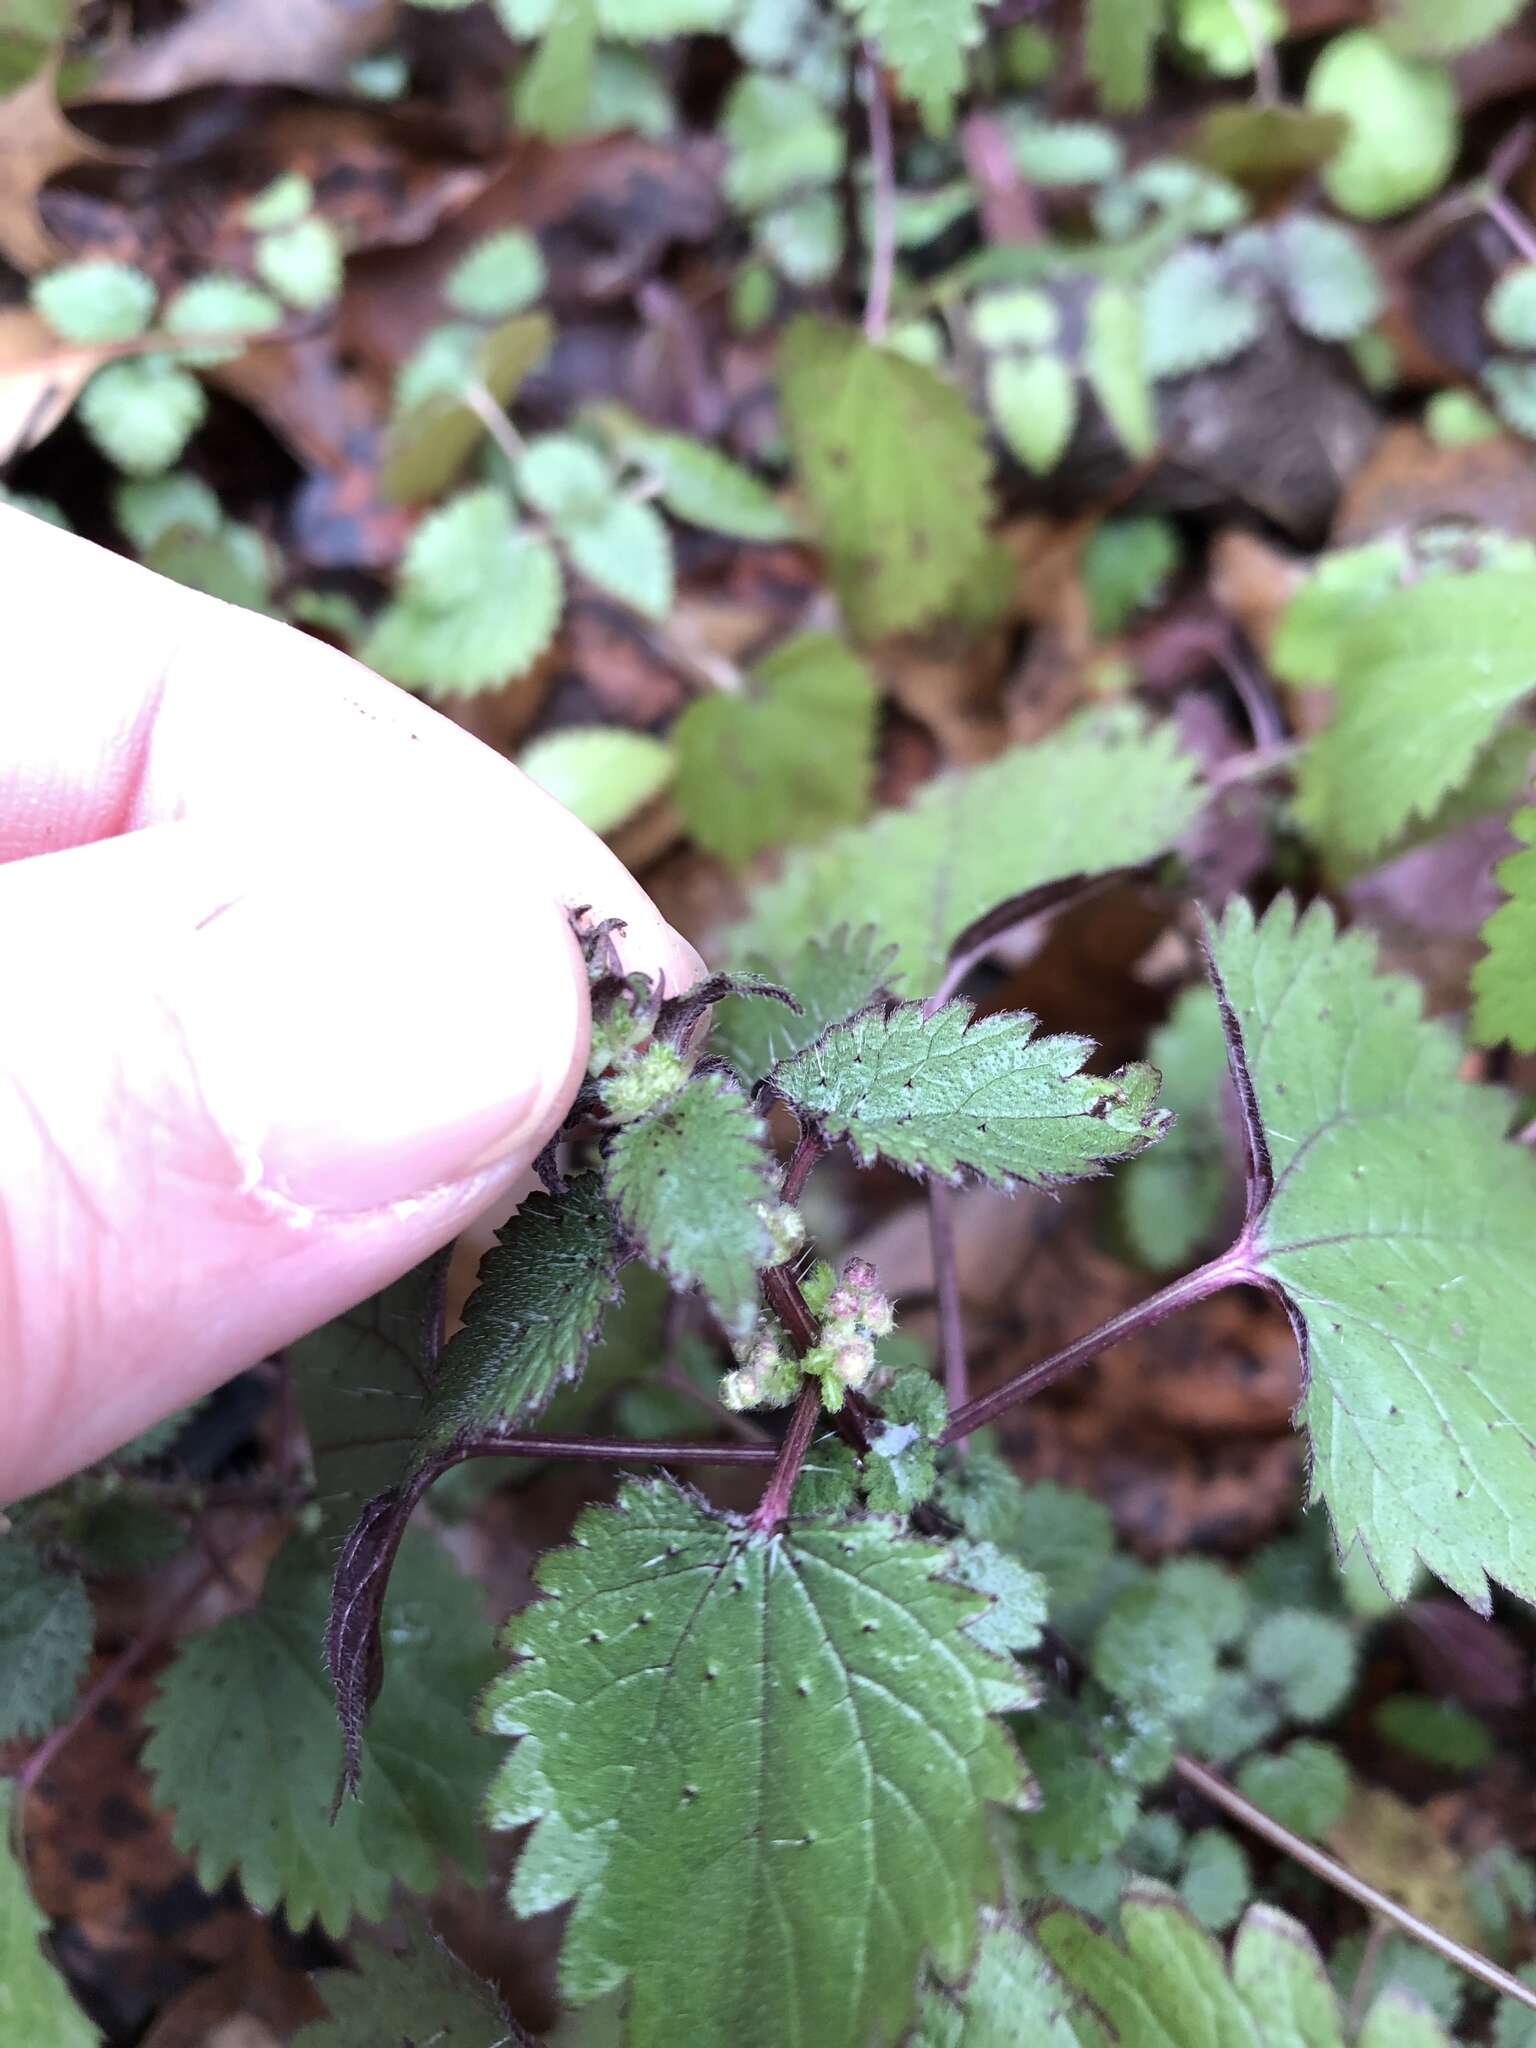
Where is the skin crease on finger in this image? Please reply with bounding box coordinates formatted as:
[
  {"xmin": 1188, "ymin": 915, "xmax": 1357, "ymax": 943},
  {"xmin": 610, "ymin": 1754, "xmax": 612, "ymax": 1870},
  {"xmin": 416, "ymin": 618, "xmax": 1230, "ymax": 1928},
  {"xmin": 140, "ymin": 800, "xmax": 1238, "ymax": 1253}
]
[{"xmin": 0, "ymin": 509, "xmax": 704, "ymax": 1500}]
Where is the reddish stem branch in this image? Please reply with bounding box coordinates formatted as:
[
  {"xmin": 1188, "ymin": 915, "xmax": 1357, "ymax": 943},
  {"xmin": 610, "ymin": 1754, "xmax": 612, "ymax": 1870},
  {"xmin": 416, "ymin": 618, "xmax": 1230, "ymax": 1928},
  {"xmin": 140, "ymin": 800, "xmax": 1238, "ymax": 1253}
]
[
  {"xmin": 747, "ymin": 1377, "xmax": 824, "ymax": 1535},
  {"xmin": 861, "ymin": 47, "xmax": 897, "ymax": 342},
  {"xmin": 1175, "ymin": 1755, "xmax": 1536, "ymax": 2015},
  {"xmin": 939, "ymin": 1244, "xmax": 1256, "ymax": 1444}
]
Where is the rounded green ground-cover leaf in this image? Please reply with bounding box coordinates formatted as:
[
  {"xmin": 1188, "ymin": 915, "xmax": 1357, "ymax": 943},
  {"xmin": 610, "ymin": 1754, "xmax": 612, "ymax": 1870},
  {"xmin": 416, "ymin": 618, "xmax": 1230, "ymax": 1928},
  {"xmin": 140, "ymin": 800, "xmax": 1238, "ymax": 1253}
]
[
  {"xmin": 1143, "ymin": 246, "xmax": 1264, "ymax": 379},
  {"xmin": 768, "ymin": 999, "xmax": 1169, "ymax": 1189},
  {"xmin": 833, "ymin": 0, "xmax": 990, "ymax": 132},
  {"xmin": 520, "ymin": 726, "xmax": 675, "ymax": 836},
  {"xmin": 672, "ymin": 632, "xmax": 877, "ymax": 869},
  {"xmin": 0, "ymin": 1535, "xmax": 91, "ymax": 1741},
  {"xmin": 445, "ymin": 227, "xmax": 546, "ymax": 319},
  {"xmin": 419, "ymin": 1175, "xmax": 622, "ymax": 1447},
  {"xmin": 590, "ymin": 404, "xmax": 797, "ymax": 540},
  {"xmin": 603, "ymin": 1072, "xmax": 776, "ymax": 1340},
  {"xmin": 255, "ymin": 215, "xmax": 344, "ymax": 310},
  {"xmin": 732, "ymin": 707, "xmax": 1204, "ymax": 996},
  {"xmin": 1245, "ymin": 1608, "xmax": 1356, "ymax": 1723},
  {"xmin": 78, "ymin": 358, "xmax": 207, "ymax": 476},
  {"xmin": 0, "ymin": 1782, "xmax": 98, "ymax": 2045},
  {"xmin": 1179, "ymin": 1828, "xmax": 1252, "ymax": 1932},
  {"xmin": 1211, "ymin": 895, "xmax": 1536, "ymax": 1607},
  {"xmin": 143, "ymin": 1533, "xmax": 495, "ymax": 1937},
  {"xmin": 1373, "ymin": 1692, "xmax": 1495, "ymax": 1770},
  {"xmin": 162, "ymin": 275, "xmax": 284, "ymax": 364},
  {"xmin": 1273, "ymin": 214, "xmax": 1384, "ymax": 341},
  {"xmin": 32, "ymin": 258, "xmax": 155, "ymax": 344},
  {"xmin": 1306, "ymin": 32, "xmax": 1458, "ymax": 221},
  {"xmin": 483, "ymin": 1479, "xmax": 1033, "ymax": 2048},
  {"xmin": 722, "ymin": 72, "xmax": 843, "ymax": 213},
  {"xmin": 987, "ymin": 352, "xmax": 1078, "ymax": 475}
]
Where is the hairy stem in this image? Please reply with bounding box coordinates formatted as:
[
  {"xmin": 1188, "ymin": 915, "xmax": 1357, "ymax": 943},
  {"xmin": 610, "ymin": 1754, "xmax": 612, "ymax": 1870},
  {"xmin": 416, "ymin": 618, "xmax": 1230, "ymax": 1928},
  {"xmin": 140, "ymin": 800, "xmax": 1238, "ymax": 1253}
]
[
  {"xmin": 748, "ymin": 1376, "xmax": 824, "ymax": 1535},
  {"xmin": 861, "ymin": 46, "xmax": 896, "ymax": 342},
  {"xmin": 1174, "ymin": 1755, "xmax": 1536, "ymax": 2015},
  {"xmin": 928, "ymin": 1183, "xmax": 969, "ymax": 1452},
  {"xmin": 939, "ymin": 1243, "xmax": 1256, "ymax": 1444}
]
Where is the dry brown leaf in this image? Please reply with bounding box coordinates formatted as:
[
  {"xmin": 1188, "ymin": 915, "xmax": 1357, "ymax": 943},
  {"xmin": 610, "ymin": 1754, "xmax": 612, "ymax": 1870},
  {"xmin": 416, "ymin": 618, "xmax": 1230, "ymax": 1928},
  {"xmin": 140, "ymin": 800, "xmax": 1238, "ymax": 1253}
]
[
  {"xmin": 0, "ymin": 306, "xmax": 105, "ymax": 464},
  {"xmin": 0, "ymin": 59, "xmax": 122, "ymax": 272},
  {"xmin": 1325, "ymin": 1788, "xmax": 1479, "ymax": 1948},
  {"xmin": 1333, "ymin": 422, "xmax": 1536, "ymax": 547},
  {"xmin": 88, "ymin": 0, "xmax": 401, "ymax": 101}
]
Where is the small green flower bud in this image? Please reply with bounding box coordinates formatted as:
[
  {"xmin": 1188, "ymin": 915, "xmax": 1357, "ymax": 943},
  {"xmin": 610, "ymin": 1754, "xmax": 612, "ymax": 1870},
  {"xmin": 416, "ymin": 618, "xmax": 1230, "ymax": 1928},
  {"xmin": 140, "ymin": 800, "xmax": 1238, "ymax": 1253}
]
[
  {"xmin": 600, "ymin": 1042, "xmax": 689, "ymax": 1122},
  {"xmin": 757, "ymin": 1201, "xmax": 805, "ymax": 1267},
  {"xmin": 800, "ymin": 1260, "xmax": 837, "ymax": 1319}
]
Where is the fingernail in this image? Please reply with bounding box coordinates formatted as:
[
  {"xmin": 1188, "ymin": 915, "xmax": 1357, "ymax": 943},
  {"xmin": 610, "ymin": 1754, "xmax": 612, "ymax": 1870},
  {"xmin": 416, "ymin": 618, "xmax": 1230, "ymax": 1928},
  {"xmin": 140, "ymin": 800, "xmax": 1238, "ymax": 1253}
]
[{"xmin": 176, "ymin": 849, "xmax": 587, "ymax": 1212}]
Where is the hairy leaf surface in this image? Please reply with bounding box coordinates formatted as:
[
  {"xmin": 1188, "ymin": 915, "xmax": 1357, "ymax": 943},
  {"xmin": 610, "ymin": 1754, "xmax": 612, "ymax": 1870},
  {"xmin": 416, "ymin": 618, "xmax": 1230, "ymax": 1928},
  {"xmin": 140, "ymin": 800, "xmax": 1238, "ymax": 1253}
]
[
  {"xmin": 144, "ymin": 1534, "xmax": 494, "ymax": 1936},
  {"xmin": 834, "ymin": 0, "xmax": 992, "ymax": 131},
  {"xmin": 1211, "ymin": 895, "xmax": 1536, "ymax": 1606},
  {"xmin": 420, "ymin": 1175, "xmax": 622, "ymax": 1447},
  {"xmin": 604, "ymin": 1074, "xmax": 775, "ymax": 1339},
  {"xmin": 0, "ymin": 1535, "xmax": 91, "ymax": 1741},
  {"xmin": 713, "ymin": 928, "xmax": 899, "ymax": 1080},
  {"xmin": 913, "ymin": 1911, "xmax": 1080, "ymax": 2046},
  {"xmin": 1472, "ymin": 806, "xmax": 1536, "ymax": 1052},
  {"xmin": 733, "ymin": 709, "xmax": 1203, "ymax": 994},
  {"xmin": 769, "ymin": 1000, "xmax": 1168, "ymax": 1186},
  {"xmin": 778, "ymin": 315, "xmax": 992, "ymax": 639},
  {"xmin": 294, "ymin": 1922, "xmax": 526, "ymax": 2046},
  {"xmin": 482, "ymin": 1480, "xmax": 1032, "ymax": 2048}
]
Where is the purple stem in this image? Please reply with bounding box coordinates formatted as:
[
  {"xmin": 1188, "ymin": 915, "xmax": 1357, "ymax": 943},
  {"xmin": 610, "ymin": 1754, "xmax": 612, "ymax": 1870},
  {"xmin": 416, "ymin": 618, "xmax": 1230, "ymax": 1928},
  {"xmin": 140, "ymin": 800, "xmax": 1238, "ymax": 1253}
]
[
  {"xmin": 938, "ymin": 1242, "xmax": 1257, "ymax": 1445},
  {"xmin": 748, "ymin": 1376, "xmax": 824, "ymax": 1534},
  {"xmin": 862, "ymin": 46, "xmax": 897, "ymax": 342}
]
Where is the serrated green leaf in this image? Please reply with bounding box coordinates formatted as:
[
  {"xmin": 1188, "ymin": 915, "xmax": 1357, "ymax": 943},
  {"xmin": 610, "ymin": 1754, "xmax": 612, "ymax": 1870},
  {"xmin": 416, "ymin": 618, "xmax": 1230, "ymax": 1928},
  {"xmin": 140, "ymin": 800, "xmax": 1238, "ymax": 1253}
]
[
  {"xmin": 1307, "ymin": 32, "xmax": 1458, "ymax": 221},
  {"xmin": 1291, "ymin": 568, "xmax": 1536, "ymax": 858},
  {"xmin": 381, "ymin": 313, "xmax": 552, "ymax": 502},
  {"xmin": 858, "ymin": 1367, "xmax": 949, "ymax": 1515},
  {"xmin": 1038, "ymin": 1883, "xmax": 1257, "ymax": 2045},
  {"xmin": 1235, "ymin": 1739, "xmax": 1351, "ymax": 1839},
  {"xmin": 1176, "ymin": 0, "xmax": 1284, "ymax": 75},
  {"xmin": 516, "ymin": 432, "xmax": 614, "ymax": 521},
  {"xmin": 1230, "ymin": 1902, "xmax": 1346, "ymax": 2046},
  {"xmin": 672, "ymin": 632, "xmax": 877, "ymax": 869},
  {"xmin": 1085, "ymin": 282, "xmax": 1156, "ymax": 456},
  {"xmin": 972, "ymin": 287, "xmax": 1059, "ymax": 349},
  {"xmin": 834, "ymin": 0, "xmax": 991, "ymax": 132},
  {"xmin": 770, "ymin": 999, "xmax": 1169, "ymax": 1189},
  {"xmin": 1181, "ymin": 1672, "xmax": 1281, "ymax": 1767},
  {"xmin": 0, "ymin": 1534, "xmax": 91, "ymax": 1741},
  {"xmin": 293, "ymin": 1922, "xmax": 521, "ymax": 2047},
  {"xmin": 1156, "ymin": 1557, "xmax": 1250, "ymax": 1648},
  {"xmin": 1117, "ymin": 983, "xmax": 1229, "ymax": 1272},
  {"xmin": 0, "ymin": 1781, "xmax": 98, "ymax": 2045},
  {"xmin": 1006, "ymin": 118, "xmax": 1123, "ymax": 186},
  {"xmin": 913, "ymin": 1911, "xmax": 1080, "ymax": 2047},
  {"xmin": 779, "ymin": 314, "xmax": 993, "ymax": 640},
  {"xmin": 712, "ymin": 928, "xmax": 899, "ymax": 1080},
  {"xmin": 604, "ymin": 1073, "xmax": 775, "ymax": 1340},
  {"xmin": 419, "ymin": 1176, "xmax": 622, "ymax": 1449},
  {"xmin": 1212, "ymin": 895, "xmax": 1536, "ymax": 1604},
  {"xmin": 289, "ymin": 1256, "xmax": 439, "ymax": 1545},
  {"xmin": 32, "ymin": 258, "xmax": 155, "ymax": 343},
  {"xmin": 971, "ymin": 1475, "xmax": 1115, "ymax": 1611},
  {"xmin": 1380, "ymin": 0, "xmax": 1524, "ymax": 56},
  {"xmin": 77, "ymin": 358, "xmax": 207, "ymax": 476},
  {"xmin": 362, "ymin": 487, "xmax": 563, "ymax": 698},
  {"xmin": 143, "ymin": 1533, "xmax": 494, "ymax": 1937},
  {"xmin": 988, "ymin": 352, "xmax": 1078, "ymax": 475},
  {"xmin": 520, "ymin": 727, "xmax": 675, "ymax": 836},
  {"xmin": 1085, "ymin": 0, "xmax": 1163, "ymax": 110},
  {"xmin": 722, "ymin": 72, "xmax": 842, "ymax": 212},
  {"xmin": 949, "ymin": 1537, "xmax": 1047, "ymax": 1656},
  {"xmin": 445, "ymin": 227, "xmax": 546, "ymax": 319},
  {"xmin": 1017, "ymin": 1707, "xmax": 1141, "ymax": 1860},
  {"xmin": 162, "ymin": 273, "xmax": 284, "ymax": 365},
  {"xmin": 1179, "ymin": 1829, "xmax": 1252, "ymax": 1932},
  {"xmin": 563, "ymin": 495, "xmax": 673, "ymax": 618},
  {"xmin": 256, "ymin": 215, "xmax": 344, "ymax": 311},
  {"xmin": 1245, "ymin": 1608, "xmax": 1356, "ymax": 1722},
  {"xmin": 146, "ymin": 520, "xmax": 276, "ymax": 614},
  {"xmin": 1472, "ymin": 808, "xmax": 1536, "ymax": 1051},
  {"xmin": 1273, "ymin": 215, "xmax": 1384, "ymax": 340},
  {"xmin": 482, "ymin": 1479, "xmax": 1032, "ymax": 2048},
  {"xmin": 1357, "ymin": 1989, "xmax": 1455, "ymax": 2048},
  {"xmin": 1144, "ymin": 247, "xmax": 1263, "ymax": 378},
  {"xmin": 1092, "ymin": 1580, "xmax": 1219, "ymax": 1722},
  {"xmin": 734, "ymin": 707, "xmax": 1203, "ymax": 995},
  {"xmin": 589, "ymin": 404, "xmax": 797, "ymax": 540},
  {"xmin": 114, "ymin": 470, "xmax": 221, "ymax": 551}
]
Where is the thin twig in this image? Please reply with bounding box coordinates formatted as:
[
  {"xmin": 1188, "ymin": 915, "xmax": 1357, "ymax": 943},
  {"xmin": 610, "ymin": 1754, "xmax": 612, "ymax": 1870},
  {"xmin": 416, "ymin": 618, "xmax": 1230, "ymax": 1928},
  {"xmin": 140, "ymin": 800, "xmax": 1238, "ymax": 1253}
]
[
  {"xmin": 1484, "ymin": 187, "xmax": 1536, "ymax": 268},
  {"xmin": 462, "ymin": 379, "xmax": 527, "ymax": 467},
  {"xmin": 928, "ymin": 1183, "xmax": 969, "ymax": 1452},
  {"xmin": 939, "ymin": 1243, "xmax": 1256, "ymax": 1444},
  {"xmin": 462, "ymin": 1431, "xmax": 776, "ymax": 1466},
  {"xmin": 1174, "ymin": 1755, "xmax": 1536, "ymax": 2015},
  {"xmin": 861, "ymin": 47, "xmax": 897, "ymax": 342},
  {"xmin": 747, "ymin": 1377, "xmax": 824, "ymax": 1534}
]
